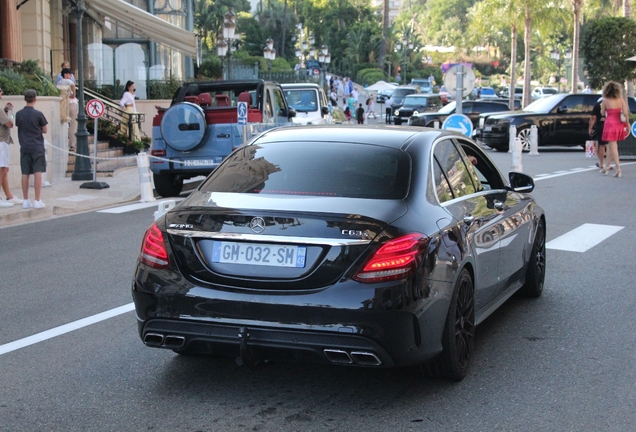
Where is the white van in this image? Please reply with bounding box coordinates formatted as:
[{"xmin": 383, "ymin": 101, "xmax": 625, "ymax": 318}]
[{"xmin": 282, "ymin": 83, "xmax": 333, "ymax": 125}]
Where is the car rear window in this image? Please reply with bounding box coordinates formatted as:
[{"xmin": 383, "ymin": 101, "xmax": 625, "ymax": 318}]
[{"xmin": 199, "ymin": 142, "xmax": 410, "ymax": 199}]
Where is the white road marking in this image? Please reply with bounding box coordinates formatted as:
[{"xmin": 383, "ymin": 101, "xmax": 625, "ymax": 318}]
[
  {"xmin": 0, "ymin": 303, "xmax": 135, "ymax": 356},
  {"xmin": 98, "ymin": 198, "xmax": 183, "ymax": 214},
  {"xmin": 534, "ymin": 162, "xmax": 636, "ymax": 181},
  {"xmin": 546, "ymin": 223, "xmax": 624, "ymax": 252}
]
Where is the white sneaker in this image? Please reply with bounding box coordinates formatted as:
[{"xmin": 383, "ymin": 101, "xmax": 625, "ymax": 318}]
[
  {"xmin": 22, "ymin": 200, "xmax": 33, "ymax": 209},
  {"xmin": 0, "ymin": 199, "xmax": 14, "ymax": 208},
  {"xmin": 34, "ymin": 200, "xmax": 46, "ymax": 209},
  {"xmin": 8, "ymin": 197, "xmax": 23, "ymax": 205}
]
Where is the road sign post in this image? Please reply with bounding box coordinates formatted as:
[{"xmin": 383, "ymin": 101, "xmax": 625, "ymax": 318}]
[
  {"xmin": 443, "ymin": 64, "xmax": 475, "ymax": 115},
  {"xmin": 80, "ymin": 99, "xmax": 109, "ymax": 190}
]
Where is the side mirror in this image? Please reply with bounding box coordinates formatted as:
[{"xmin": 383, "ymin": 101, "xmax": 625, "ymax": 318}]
[
  {"xmin": 508, "ymin": 172, "xmax": 535, "ymax": 193},
  {"xmin": 288, "ymin": 107, "xmax": 297, "ymax": 119},
  {"xmin": 557, "ymin": 105, "xmax": 567, "ymax": 114},
  {"xmin": 321, "ymin": 106, "xmax": 330, "ymax": 116}
]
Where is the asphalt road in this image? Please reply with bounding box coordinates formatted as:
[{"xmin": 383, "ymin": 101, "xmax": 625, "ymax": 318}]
[{"xmin": 1, "ymin": 148, "xmax": 635, "ymax": 431}]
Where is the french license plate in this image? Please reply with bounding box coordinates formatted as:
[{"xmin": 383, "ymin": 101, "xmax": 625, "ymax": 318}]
[
  {"xmin": 484, "ymin": 126, "xmax": 492, "ymax": 132},
  {"xmin": 184, "ymin": 160, "xmax": 216, "ymax": 166},
  {"xmin": 211, "ymin": 241, "xmax": 307, "ymax": 268}
]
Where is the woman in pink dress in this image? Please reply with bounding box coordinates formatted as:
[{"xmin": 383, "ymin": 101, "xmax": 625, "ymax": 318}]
[{"xmin": 601, "ymin": 81, "xmax": 629, "ymax": 177}]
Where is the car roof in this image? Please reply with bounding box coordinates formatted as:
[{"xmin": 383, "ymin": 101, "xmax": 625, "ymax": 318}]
[{"xmin": 253, "ymin": 125, "xmax": 449, "ymax": 149}]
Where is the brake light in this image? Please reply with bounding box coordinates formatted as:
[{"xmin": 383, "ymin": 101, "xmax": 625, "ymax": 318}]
[
  {"xmin": 354, "ymin": 234, "xmax": 428, "ymax": 283},
  {"xmin": 139, "ymin": 224, "xmax": 170, "ymax": 269}
]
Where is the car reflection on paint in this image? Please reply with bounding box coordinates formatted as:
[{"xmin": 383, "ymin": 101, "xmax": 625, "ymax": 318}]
[{"xmin": 132, "ymin": 125, "xmax": 546, "ymax": 381}]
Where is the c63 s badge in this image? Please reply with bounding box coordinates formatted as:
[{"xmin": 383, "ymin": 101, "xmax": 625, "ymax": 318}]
[{"xmin": 169, "ymin": 223, "xmax": 194, "ymax": 229}]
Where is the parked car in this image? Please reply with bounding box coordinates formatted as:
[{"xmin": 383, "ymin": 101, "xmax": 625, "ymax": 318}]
[
  {"xmin": 483, "ymin": 98, "xmax": 522, "ymax": 110},
  {"xmin": 410, "ymin": 78, "xmax": 433, "ymax": 93},
  {"xmin": 409, "ymin": 100, "xmax": 510, "ymax": 131},
  {"xmin": 149, "ymin": 80, "xmax": 296, "ymax": 197},
  {"xmin": 133, "ymin": 125, "xmax": 546, "ymax": 381},
  {"xmin": 471, "ymin": 87, "xmax": 498, "ymax": 100},
  {"xmin": 531, "ymin": 87, "xmax": 559, "ymax": 100},
  {"xmin": 475, "ymin": 93, "xmax": 636, "ymax": 151},
  {"xmin": 282, "ymin": 83, "xmax": 332, "ymax": 125},
  {"xmin": 439, "ymin": 85, "xmax": 453, "ymax": 104},
  {"xmin": 393, "ymin": 94, "xmax": 443, "ymax": 125},
  {"xmin": 376, "ymin": 89, "xmax": 393, "ymax": 104},
  {"xmin": 499, "ymin": 86, "xmax": 523, "ymax": 99},
  {"xmin": 390, "ymin": 85, "xmax": 419, "ymax": 110}
]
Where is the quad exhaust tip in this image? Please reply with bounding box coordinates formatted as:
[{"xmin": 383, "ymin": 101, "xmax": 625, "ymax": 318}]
[
  {"xmin": 323, "ymin": 349, "xmax": 382, "ymax": 366},
  {"xmin": 143, "ymin": 333, "xmax": 186, "ymax": 350}
]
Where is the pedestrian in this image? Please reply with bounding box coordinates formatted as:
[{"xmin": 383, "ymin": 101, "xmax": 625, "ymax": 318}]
[
  {"xmin": 343, "ymin": 106, "xmax": 351, "ymax": 122},
  {"xmin": 119, "ymin": 80, "xmax": 141, "ymax": 142},
  {"xmin": 329, "ymin": 87, "xmax": 338, "ymax": 107},
  {"xmin": 15, "ymin": 89, "xmax": 48, "ymax": 209},
  {"xmin": 352, "ymin": 87, "xmax": 359, "ymax": 105},
  {"xmin": 356, "ymin": 103, "xmax": 365, "ymax": 124},
  {"xmin": 385, "ymin": 95, "xmax": 393, "ymax": 124},
  {"xmin": 589, "ymin": 98, "xmax": 608, "ymax": 171},
  {"xmin": 583, "ymin": 85, "xmax": 592, "ymax": 94},
  {"xmin": 54, "ymin": 61, "xmax": 75, "ymax": 85},
  {"xmin": 476, "ymin": 87, "xmax": 481, "ymax": 99},
  {"xmin": 0, "ymin": 87, "xmax": 22, "ymax": 208},
  {"xmin": 347, "ymin": 93, "xmax": 356, "ymax": 113},
  {"xmin": 600, "ymin": 81, "xmax": 629, "ymax": 177},
  {"xmin": 366, "ymin": 95, "xmax": 376, "ymax": 119},
  {"xmin": 57, "ymin": 67, "xmax": 78, "ymax": 152}
]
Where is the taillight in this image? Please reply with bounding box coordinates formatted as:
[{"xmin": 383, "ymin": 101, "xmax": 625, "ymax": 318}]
[
  {"xmin": 354, "ymin": 234, "xmax": 428, "ymax": 283},
  {"xmin": 139, "ymin": 224, "xmax": 170, "ymax": 269}
]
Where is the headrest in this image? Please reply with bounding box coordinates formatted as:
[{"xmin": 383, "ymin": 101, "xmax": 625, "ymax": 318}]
[
  {"xmin": 238, "ymin": 92, "xmax": 252, "ymax": 105},
  {"xmin": 198, "ymin": 93, "xmax": 212, "ymax": 106},
  {"xmin": 184, "ymin": 95, "xmax": 199, "ymax": 104},
  {"xmin": 215, "ymin": 94, "xmax": 230, "ymax": 106}
]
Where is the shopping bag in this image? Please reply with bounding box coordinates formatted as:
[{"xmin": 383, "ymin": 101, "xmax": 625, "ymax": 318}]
[{"xmin": 585, "ymin": 140, "xmax": 597, "ymax": 158}]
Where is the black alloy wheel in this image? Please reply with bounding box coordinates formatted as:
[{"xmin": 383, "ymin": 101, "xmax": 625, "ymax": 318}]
[
  {"xmin": 153, "ymin": 173, "xmax": 184, "ymax": 197},
  {"xmin": 426, "ymin": 269, "xmax": 475, "ymax": 381},
  {"xmin": 518, "ymin": 218, "xmax": 546, "ymax": 298}
]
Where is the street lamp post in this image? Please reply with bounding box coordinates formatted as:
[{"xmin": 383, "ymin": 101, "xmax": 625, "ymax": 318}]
[
  {"xmin": 318, "ymin": 44, "xmax": 330, "ymax": 90},
  {"xmin": 395, "ymin": 39, "xmax": 412, "ymax": 85},
  {"xmin": 218, "ymin": 8, "xmax": 237, "ymax": 79},
  {"xmin": 71, "ymin": 0, "xmax": 92, "ymax": 181}
]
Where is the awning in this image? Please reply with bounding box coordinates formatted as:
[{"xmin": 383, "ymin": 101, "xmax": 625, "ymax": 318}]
[{"xmin": 88, "ymin": 0, "xmax": 200, "ymax": 61}]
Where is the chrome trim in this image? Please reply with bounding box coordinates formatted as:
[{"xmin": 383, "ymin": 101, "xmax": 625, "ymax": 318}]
[{"xmin": 167, "ymin": 229, "xmax": 372, "ymax": 246}]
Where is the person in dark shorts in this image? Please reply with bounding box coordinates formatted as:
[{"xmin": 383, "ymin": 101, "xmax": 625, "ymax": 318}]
[
  {"xmin": 15, "ymin": 89, "xmax": 48, "ymax": 209},
  {"xmin": 356, "ymin": 103, "xmax": 365, "ymax": 124},
  {"xmin": 589, "ymin": 98, "xmax": 608, "ymax": 171}
]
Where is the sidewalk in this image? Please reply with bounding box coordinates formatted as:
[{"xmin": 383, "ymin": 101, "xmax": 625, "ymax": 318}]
[{"xmin": 0, "ymin": 167, "xmax": 142, "ymax": 228}]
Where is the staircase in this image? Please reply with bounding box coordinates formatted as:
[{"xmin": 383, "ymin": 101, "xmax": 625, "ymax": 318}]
[{"xmin": 65, "ymin": 136, "xmax": 137, "ymax": 177}]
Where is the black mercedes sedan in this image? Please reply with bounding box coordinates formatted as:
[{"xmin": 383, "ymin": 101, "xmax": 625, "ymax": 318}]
[
  {"xmin": 476, "ymin": 94, "xmax": 636, "ymax": 151},
  {"xmin": 132, "ymin": 126, "xmax": 546, "ymax": 381},
  {"xmin": 408, "ymin": 100, "xmax": 510, "ymax": 130}
]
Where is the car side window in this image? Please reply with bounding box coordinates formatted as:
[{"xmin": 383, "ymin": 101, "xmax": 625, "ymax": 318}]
[
  {"xmin": 272, "ymin": 88, "xmax": 287, "ymax": 116},
  {"xmin": 463, "ymin": 102, "xmax": 474, "ymax": 113},
  {"xmin": 456, "ymin": 139, "xmax": 505, "ymax": 191},
  {"xmin": 559, "ymin": 95, "xmax": 592, "ymax": 113},
  {"xmin": 433, "ymin": 158, "xmax": 454, "ymax": 203},
  {"xmin": 433, "ymin": 139, "xmax": 476, "ymax": 199},
  {"xmin": 265, "ymin": 90, "xmax": 273, "ymax": 118}
]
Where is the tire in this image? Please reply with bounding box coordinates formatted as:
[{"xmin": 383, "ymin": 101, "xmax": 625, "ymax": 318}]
[
  {"xmin": 518, "ymin": 218, "xmax": 546, "ymax": 298},
  {"xmin": 426, "ymin": 269, "xmax": 475, "ymax": 381},
  {"xmin": 394, "ymin": 118, "xmax": 402, "ymax": 125},
  {"xmin": 517, "ymin": 127, "xmax": 533, "ymax": 152},
  {"xmin": 154, "ymin": 173, "xmax": 183, "ymax": 197},
  {"xmin": 494, "ymin": 145, "xmax": 508, "ymax": 152}
]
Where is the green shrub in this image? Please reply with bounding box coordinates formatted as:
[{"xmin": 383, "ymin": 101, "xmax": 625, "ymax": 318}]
[
  {"xmin": 147, "ymin": 76, "xmax": 182, "ymax": 99},
  {"xmin": 196, "ymin": 58, "xmax": 223, "ymax": 79},
  {"xmin": 0, "ymin": 59, "xmax": 59, "ymax": 96},
  {"xmin": 362, "ymin": 71, "xmax": 385, "ymax": 86}
]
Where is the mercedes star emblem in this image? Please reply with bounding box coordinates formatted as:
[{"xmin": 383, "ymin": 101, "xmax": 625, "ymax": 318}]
[{"xmin": 249, "ymin": 217, "xmax": 266, "ymax": 233}]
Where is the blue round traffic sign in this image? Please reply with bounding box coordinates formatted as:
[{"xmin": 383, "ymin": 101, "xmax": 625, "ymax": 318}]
[
  {"xmin": 442, "ymin": 114, "xmax": 473, "ymax": 137},
  {"xmin": 631, "ymin": 121, "xmax": 636, "ymax": 138}
]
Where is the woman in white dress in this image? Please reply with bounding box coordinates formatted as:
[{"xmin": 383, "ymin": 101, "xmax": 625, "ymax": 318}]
[{"xmin": 119, "ymin": 81, "xmax": 141, "ymax": 142}]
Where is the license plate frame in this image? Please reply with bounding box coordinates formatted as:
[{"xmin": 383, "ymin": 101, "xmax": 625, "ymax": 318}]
[
  {"xmin": 211, "ymin": 241, "xmax": 307, "ymax": 268},
  {"xmin": 183, "ymin": 159, "xmax": 216, "ymax": 166}
]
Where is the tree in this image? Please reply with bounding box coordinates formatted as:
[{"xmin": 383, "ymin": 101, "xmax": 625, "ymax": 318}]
[{"xmin": 581, "ymin": 17, "xmax": 636, "ymax": 89}]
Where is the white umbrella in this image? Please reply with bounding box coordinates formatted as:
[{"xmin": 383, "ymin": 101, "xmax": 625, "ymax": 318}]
[{"xmin": 366, "ymin": 80, "xmax": 396, "ymax": 91}]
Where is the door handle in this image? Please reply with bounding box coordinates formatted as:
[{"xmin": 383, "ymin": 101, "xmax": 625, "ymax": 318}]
[
  {"xmin": 494, "ymin": 200, "xmax": 504, "ymax": 211},
  {"xmin": 463, "ymin": 215, "xmax": 475, "ymax": 225}
]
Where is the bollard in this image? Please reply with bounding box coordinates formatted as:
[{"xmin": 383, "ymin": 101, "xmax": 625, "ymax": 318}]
[
  {"xmin": 528, "ymin": 125, "xmax": 539, "ymax": 155},
  {"xmin": 433, "ymin": 121, "xmax": 440, "ymax": 129},
  {"xmin": 154, "ymin": 200, "xmax": 176, "ymax": 221},
  {"xmin": 511, "ymin": 138, "xmax": 523, "ymax": 172},
  {"xmin": 137, "ymin": 152, "xmax": 156, "ymax": 203},
  {"xmin": 508, "ymin": 125, "xmax": 517, "ymax": 153}
]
